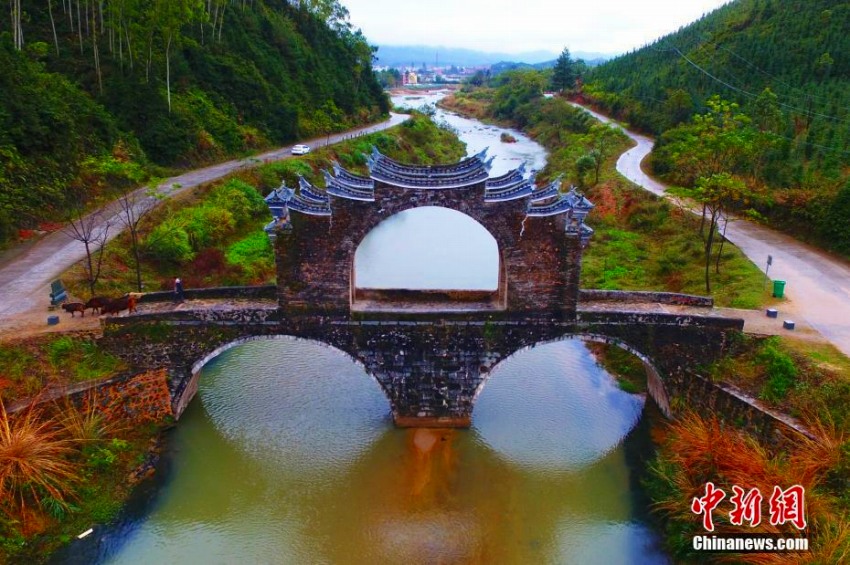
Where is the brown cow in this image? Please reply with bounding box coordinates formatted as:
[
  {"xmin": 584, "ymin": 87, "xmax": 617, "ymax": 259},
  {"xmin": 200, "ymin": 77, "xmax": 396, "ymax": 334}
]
[
  {"xmin": 61, "ymin": 302, "xmax": 86, "ymax": 317},
  {"xmin": 85, "ymin": 296, "xmax": 110, "ymax": 314},
  {"xmin": 100, "ymin": 294, "xmax": 137, "ymax": 315}
]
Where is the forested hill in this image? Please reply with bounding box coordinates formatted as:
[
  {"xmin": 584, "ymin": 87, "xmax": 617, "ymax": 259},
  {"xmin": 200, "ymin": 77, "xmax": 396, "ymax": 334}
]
[
  {"xmin": 0, "ymin": 0, "xmax": 388, "ymax": 242},
  {"xmin": 581, "ymin": 0, "xmax": 850, "ymax": 255},
  {"xmin": 584, "ymin": 0, "xmax": 849, "ymax": 140}
]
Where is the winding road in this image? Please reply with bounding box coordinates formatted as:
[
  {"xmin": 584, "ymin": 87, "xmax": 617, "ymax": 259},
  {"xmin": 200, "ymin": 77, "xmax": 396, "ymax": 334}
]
[
  {"xmin": 0, "ymin": 113, "xmax": 408, "ymax": 322},
  {"xmin": 573, "ymin": 103, "xmax": 850, "ymax": 358}
]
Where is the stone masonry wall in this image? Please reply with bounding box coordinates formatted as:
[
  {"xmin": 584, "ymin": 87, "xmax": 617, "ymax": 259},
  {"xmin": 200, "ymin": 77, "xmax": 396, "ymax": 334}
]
[
  {"xmin": 579, "ymin": 289, "xmax": 714, "ymax": 308},
  {"xmin": 8, "ymin": 369, "xmax": 173, "ymax": 425}
]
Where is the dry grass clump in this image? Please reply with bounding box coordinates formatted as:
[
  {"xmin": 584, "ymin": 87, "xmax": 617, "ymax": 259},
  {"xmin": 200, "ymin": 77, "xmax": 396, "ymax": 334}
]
[
  {"xmin": 0, "ymin": 402, "xmax": 80, "ymax": 520},
  {"xmin": 649, "ymin": 411, "xmax": 850, "ymax": 563}
]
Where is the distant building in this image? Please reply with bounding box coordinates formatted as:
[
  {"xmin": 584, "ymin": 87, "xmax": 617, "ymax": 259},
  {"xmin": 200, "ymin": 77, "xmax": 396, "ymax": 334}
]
[{"xmin": 403, "ymin": 70, "xmax": 418, "ymax": 86}]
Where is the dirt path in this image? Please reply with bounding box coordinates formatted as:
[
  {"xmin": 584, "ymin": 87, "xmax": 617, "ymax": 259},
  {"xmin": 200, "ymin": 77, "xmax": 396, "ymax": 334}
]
[
  {"xmin": 572, "ymin": 102, "xmax": 850, "ymax": 358},
  {"xmin": 0, "ymin": 113, "xmax": 408, "ymax": 333}
]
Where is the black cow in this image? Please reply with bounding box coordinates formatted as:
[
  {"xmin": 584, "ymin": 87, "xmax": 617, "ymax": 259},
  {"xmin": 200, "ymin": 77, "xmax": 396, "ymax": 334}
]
[
  {"xmin": 85, "ymin": 296, "xmax": 110, "ymax": 314},
  {"xmin": 100, "ymin": 294, "xmax": 137, "ymax": 315},
  {"xmin": 61, "ymin": 302, "xmax": 86, "ymax": 317}
]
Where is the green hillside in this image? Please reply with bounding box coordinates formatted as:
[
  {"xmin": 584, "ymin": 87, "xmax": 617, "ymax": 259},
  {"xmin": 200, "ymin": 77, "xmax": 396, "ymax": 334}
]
[
  {"xmin": 0, "ymin": 0, "xmax": 388, "ymax": 243},
  {"xmin": 582, "ymin": 0, "xmax": 850, "ymax": 254}
]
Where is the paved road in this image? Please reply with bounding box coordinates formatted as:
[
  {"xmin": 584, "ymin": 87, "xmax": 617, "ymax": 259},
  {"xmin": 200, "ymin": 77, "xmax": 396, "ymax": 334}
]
[
  {"xmin": 572, "ymin": 103, "xmax": 850, "ymax": 358},
  {"xmin": 0, "ymin": 113, "xmax": 408, "ymax": 319}
]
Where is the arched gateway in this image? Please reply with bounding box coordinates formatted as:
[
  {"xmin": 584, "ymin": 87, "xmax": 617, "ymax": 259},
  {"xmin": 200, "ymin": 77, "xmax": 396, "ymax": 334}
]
[
  {"xmin": 101, "ymin": 149, "xmax": 748, "ymax": 430},
  {"xmin": 264, "ymin": 148, "xmax": 593, "ymax": 316}
]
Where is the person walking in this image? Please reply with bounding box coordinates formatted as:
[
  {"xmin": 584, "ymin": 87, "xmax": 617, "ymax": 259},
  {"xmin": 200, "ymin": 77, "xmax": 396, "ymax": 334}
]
[{"xmin": 174, "ymin": 277, "xmax": 184, "ymax": 303}]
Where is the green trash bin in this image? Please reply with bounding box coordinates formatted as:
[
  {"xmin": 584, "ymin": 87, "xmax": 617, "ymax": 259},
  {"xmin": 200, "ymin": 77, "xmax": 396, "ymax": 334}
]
[{"xmin": 772, "ymin": 280, "xmax": 786, "ymax": 298}]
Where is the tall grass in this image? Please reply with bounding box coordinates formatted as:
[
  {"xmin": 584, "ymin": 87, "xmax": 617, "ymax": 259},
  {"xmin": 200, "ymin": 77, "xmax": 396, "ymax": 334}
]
[
  {"xmin": 57, "ymin": 393, "xmax": 124, "ymax": 444},
  {"xmin": 0, "ymin": 402, "xmax": 79, "ymax": 520},
  {"xmin": 648, "ymin": 411, "xmax": 850, "ymax": 562}
]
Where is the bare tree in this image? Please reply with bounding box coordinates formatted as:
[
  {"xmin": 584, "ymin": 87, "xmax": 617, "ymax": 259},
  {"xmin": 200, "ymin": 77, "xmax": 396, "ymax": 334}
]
[
  {"xmin": 117, "ymin": 187, "xmax": 158, "ymax": 292},
  {"xmin": 65, "ymin": 208, "xmax": 112, "ymax": 297}
]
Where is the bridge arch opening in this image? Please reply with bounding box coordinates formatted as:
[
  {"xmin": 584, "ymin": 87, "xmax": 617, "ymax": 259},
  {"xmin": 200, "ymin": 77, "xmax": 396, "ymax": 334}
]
[
  {"xmin": 470, "ymin": 336, "xmax": 664, "ymax": 471},
  {"xmin": 474, "ymin": 334, "xmax": 671, "ymax": 422},
  {"xmin": 351, "ymin": 206, "xmax": 506, "ymax": 312},
  {"xmin": 179, "ymin": 335, "xmax": 394, "ymax": 422}
]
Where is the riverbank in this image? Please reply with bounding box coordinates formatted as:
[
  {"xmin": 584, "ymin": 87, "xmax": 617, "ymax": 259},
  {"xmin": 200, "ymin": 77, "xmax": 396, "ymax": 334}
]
[{"xmin": 440, "ymin": 90, "xmax": 767, "ymax": 309}]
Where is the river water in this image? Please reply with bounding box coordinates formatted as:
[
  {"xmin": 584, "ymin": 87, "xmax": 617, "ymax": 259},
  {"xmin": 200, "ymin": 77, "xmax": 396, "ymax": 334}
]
[{"xmin": 56, "ymin": 92, "xmax": 668, "ymax": 564}]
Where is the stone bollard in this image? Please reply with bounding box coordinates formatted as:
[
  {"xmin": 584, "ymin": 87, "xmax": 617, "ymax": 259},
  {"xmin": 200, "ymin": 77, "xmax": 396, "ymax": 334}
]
[
  {"xmin": 766, "ymin": 308, "xmax": 778, "ymax": 318},
  {"xmin": 783, "ymin": 320, "xmax": 795, "ymax": 330},
  {"xmin": 47, "ymin": 315, "xmax": 60, "ymax": 325}
]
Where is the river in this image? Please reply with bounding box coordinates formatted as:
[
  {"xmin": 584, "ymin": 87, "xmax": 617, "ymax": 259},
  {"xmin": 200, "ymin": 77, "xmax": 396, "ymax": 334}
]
[{"xmin": 54, "ymin": 91, "xmax": 668, "ymax": 565}]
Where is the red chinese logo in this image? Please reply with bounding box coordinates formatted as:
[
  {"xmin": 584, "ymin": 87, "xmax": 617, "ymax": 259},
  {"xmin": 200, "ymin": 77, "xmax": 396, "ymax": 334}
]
[
  {"xmin": 691, "ymin": 482, "xmax": 726, "ymax": 532},
  {"xmin": 729, "ymin": 485, "xmax": 763, "ymax": 527},
  {"xmin": 768, "ymin": 485, "xmax": 807, "ymax": 530},
  {"xmin": 691, "ymin": 484, "xmax": 807, "ymax": 531}
]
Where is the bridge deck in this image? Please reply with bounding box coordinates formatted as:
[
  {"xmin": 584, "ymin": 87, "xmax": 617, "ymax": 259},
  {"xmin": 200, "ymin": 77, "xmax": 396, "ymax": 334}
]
[{"xmin": 115, "ymin": 297, "xmax": 824, "ymax": 340}]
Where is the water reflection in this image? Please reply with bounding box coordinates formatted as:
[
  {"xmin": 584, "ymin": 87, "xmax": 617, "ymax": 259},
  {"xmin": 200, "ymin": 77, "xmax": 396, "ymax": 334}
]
[
  {"xmin": 354, "ymin": 207, "xmax": 500, "ymax": 290},
  {"xmin": 474, "ymin": 339, "xmax": 645, "ymax": 470},
  {"xmin": 79, "ymin": 337, "xmax": 666, "ymax": 565}
]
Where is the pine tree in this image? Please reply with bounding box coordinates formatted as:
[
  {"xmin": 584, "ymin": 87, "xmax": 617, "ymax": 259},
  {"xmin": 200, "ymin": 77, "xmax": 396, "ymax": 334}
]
[{"xmin": 551, "ymin": 48, "xmax": 576, "ymax": 92}]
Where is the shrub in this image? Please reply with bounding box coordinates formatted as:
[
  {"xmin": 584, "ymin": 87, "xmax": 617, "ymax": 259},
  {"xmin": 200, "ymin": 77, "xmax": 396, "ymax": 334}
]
[
  {"xmin": 226, "ymin": 231, "xmax": 274, "ymax": 281},
  {"xmin": 183, "ymin": 206, "xmax": 236, "ymax": 249},
  {"xmin": 209, "ymin": 180, "xmax": 267, "ymax": 224},
  {"xmin": 758, "ymin": 338, "xmax": 798, "ymax": 402},
  {"xmin": 144, "ymin": 220, "xmax": 194, "ymax": 264}
]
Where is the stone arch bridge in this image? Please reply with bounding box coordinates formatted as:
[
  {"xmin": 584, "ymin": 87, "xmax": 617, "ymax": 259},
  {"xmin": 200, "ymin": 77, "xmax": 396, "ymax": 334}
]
[
  {"xmin": 100, "ymin": 150, "xmax": 745, "ymax": 427},
  {"xmin": 101, "ymin": 306, "xmax": 742, "ymax": 427}
]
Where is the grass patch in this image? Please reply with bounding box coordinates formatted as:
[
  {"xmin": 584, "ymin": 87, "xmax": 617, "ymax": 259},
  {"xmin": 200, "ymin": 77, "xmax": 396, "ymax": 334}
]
[
  {"xmin": 646, "ymin": 411, "xmax": 850, "ymax": 563},
  {"xmin": 0, "ymin": 401, "xmax": 164, "ymax": 564},
  {"xmin": 0, "ymin": 336, "xmax": 124, "ymax": 403},
  {"xmin": 705, "ymin": 335, "xmax": 850, "ymax": 427}
]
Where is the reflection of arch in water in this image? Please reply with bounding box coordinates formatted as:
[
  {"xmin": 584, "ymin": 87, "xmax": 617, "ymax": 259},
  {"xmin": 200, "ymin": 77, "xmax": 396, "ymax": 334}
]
[
  {"xmin": 178, "ymin": 335, "xmax": 393, "ymax": 418},
  {"xmin": 351, "ymin": 207, "xmax": 507, "ymax": 311},
  {"xmin": 475, "ymin": 334, "xmax": 671, "ymax": 418}
]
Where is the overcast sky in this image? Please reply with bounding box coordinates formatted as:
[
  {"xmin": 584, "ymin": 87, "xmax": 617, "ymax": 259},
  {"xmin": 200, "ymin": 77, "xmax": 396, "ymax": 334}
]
[{"xmin": 341, "ymin": 0, "xmax": 731, "ymax": 56}]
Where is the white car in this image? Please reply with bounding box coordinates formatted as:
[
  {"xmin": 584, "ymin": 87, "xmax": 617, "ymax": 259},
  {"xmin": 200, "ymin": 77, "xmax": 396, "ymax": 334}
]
[{"xmin": 291, "ymin": 144, "xmax": 311, "ymax": 155}]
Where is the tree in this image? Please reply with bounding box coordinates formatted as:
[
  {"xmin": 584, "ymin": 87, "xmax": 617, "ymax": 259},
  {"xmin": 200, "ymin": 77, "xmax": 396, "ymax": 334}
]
[
  {"xmin": 152, "ymin": 0, "xmax": 206, "ymax": 113},
  {"xmin": 575, "ymin": 154, "xmax": 596, "ymax": 187},
  {"xmin": 750, "ymin": 88, "xmax": 785, "ymax": 179},
  {"xmin": 550, "ymin": 48, "xmax": 576, "ymax": 93},
  {"xmin": 10, "ymin": 0, "xmax": 23, "ymax": 50},
  {"xmin": 662, "ymin": 88, "xmax": 693, "ymax": 128},
  {"xmin": 820, "ymin": 182, "xmax": 850, "ymax": 255},
  {"xmin": 64, "ymin": 208, "xmax": 112, "ymax": 297},
  {"xmin": 492, "ymin": 70, "xmax": 547, "ymax": 121},
  {"xmin": 117, "ymin": 186, "xmax": 159, "ymax": 292},
  {"xmin": 690, "ymin": 173, "xmax": 749, "ymax": 292},
  {"xmin": 586, "ymin": 123, "xmax": 622, "ymax": 185},
  {"xmin": 653, "ymin": 96, "xmax": 755, "ymax": 235}
]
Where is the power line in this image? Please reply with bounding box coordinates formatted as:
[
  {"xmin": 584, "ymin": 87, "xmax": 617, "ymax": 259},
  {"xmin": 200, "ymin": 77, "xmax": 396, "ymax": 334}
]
[
  {"xmin": 670, "ymin": 46, "xmax": 850, "ymax": 125},
  {"xmin": 708, "ymin": 41, "xmax": 838, "ymax": 106},
  {"xmin": 649, "ymin": 43, "xmax": 850, "ymax": 156}
]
